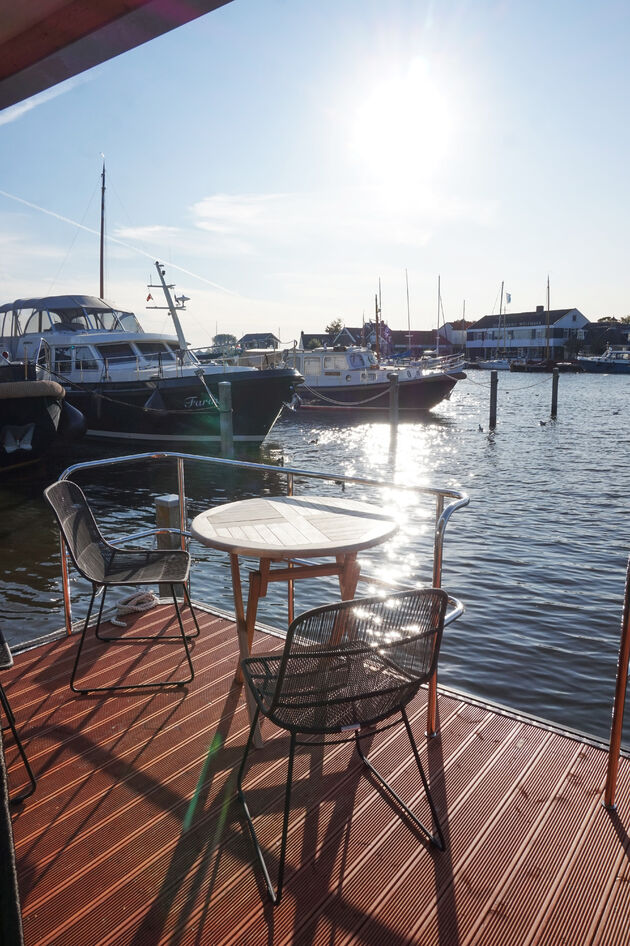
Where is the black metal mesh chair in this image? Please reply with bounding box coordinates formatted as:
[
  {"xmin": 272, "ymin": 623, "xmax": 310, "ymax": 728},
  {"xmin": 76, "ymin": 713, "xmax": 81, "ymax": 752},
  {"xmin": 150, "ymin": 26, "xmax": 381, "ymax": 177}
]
[
  {"xmin": 238, "ymin": 587, "xmax": 449, "ymax": 905},
  {"xmin": 44, "ymin": 480, "xmax": 200, "ymax": 693},
  {"xmin": 0, "ymin": 629, "xmax": 36, "ymax": 803}
]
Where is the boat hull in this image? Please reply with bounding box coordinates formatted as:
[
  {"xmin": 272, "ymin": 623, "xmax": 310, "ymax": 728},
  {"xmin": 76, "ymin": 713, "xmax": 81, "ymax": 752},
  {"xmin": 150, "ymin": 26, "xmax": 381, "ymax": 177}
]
[
  {"xmin": 0, "ymin": 373, "xmax": 86, "ymax": 472},
  {"xmin": 575, "ymin": 359, "xmax": 630, "ymax": 374},
  {"xmin": 298, "ymin": 371, "xmax": 461, "ymax": 411},
  {"xmin": 64, "ymin": 368, "xmax": 302, "ymax": 443}
]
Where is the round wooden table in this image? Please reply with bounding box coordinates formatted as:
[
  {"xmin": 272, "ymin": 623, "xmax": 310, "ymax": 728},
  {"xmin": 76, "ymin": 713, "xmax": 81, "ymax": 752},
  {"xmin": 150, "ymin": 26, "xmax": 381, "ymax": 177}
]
[{"xmin": 191, "ymin": 495, "xmax": 398, "ymax": 741}]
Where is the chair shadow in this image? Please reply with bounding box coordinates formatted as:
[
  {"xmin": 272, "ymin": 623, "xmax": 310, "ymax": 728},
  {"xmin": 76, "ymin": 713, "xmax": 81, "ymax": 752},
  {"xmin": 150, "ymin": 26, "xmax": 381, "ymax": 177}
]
[{"xmin": 129, "ymin": 681, "xmax": 243, "ymax": 946}]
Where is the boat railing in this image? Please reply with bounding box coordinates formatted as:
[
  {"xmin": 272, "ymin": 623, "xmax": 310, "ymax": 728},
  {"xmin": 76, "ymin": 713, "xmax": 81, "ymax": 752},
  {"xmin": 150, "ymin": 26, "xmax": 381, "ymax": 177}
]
[{"xmin": 55, "ymin": 450, "xmax": 469, "ymax": 735}]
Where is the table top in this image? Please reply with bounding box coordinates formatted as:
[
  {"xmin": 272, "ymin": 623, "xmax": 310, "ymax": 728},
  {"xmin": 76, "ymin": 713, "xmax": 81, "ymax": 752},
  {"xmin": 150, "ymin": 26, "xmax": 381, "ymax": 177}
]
[{"xmin": 190, "ymin": 495, "xmax": 398, "ymax": 559}]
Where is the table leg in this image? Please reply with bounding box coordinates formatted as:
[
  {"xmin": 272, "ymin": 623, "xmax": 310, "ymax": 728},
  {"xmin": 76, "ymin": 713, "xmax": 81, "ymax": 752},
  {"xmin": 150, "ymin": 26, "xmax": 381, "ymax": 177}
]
[
  {"xmin": 338, "ymin": 552, "xmax": 361, "ymax": 600},
  {"xmin": 229, "ymin": 554, "xmax": 246, "ymax": 685},
  {"xmin": 230, "ymin": 554, "xmax": 263, "ymax": 748}
]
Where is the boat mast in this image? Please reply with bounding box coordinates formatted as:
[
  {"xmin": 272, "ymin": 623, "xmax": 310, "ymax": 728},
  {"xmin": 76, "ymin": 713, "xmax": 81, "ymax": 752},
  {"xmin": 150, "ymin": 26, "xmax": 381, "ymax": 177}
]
[
  {"xmin": 374, "ymin": 290, "xmax": 381, "ymax": 362},
  {"xmin": 545, "ymin": 274, "xmax": 550, "ymax": 360},
  {"xmin": 406, "ymin": 268, "xmax": 411, "ymax": 355},
  {"xmin": 99, "ymin": 160, "xmax": 106, "ymax": 298},
  {"xmin": 498, "ymin": 280, "xmax": 504, "ymax": 356},
  {"xmin": 147, "ymin": 261, "xmax": 189, "ymax": 352},
  {"xmin": 436, "ymin": 275, "xmax": 441, "ymax": 355}
]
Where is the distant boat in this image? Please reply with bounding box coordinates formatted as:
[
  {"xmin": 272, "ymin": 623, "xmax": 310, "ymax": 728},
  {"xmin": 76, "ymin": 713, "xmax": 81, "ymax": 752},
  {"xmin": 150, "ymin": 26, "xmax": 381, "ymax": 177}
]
[
  {"xmin": 286, "ymin": 345, "xmax": 465, "ymax": 412},
  {"xmin": 0, "ymin": 265, "xmax": 303, "ymax": 445},
  {"xmin": 476, "ymin": 358, "xmax": 511, "ymax": 371},
  {"xmin": 576, "ymin": 346, "xmax": 630, "ymax": 374},
  {"xmin": 0, "ymin": 165, "xmax": 302, "ymax": 446},
  {"xmin": 0, "ymin": 357, "xmax": 85, "ymax": 473}
]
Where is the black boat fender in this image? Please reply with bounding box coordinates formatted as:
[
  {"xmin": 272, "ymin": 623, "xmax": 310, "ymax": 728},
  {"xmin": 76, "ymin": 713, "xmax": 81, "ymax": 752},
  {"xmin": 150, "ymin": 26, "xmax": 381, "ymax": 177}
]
[{"xmin": 57, "ymin": 401, "xmax": 87, "ymax": 442}]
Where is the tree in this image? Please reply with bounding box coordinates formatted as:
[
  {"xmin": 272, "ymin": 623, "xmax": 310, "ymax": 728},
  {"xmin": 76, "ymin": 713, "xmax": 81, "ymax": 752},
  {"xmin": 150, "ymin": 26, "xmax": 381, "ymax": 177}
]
[
  {"xmin": 620, "ymin": 315, "xmax": 630, "ymax": 324},
  {"xmin": 307, "ymin": 338, "xmax": 322, "ymax": 349},
  {"xmin": 213, "ymin": 333, "xmax": 237, "ymax": 347},
  {"xmin": 325, "ymin": 318, "xmax": 343, "ymax": 337}
]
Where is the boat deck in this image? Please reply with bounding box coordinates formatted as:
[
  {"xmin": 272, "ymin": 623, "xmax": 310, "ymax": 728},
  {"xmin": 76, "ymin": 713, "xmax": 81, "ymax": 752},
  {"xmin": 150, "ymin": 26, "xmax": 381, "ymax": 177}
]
[{"xmin": 3, "ymin": 604, "xmax": 630, "ymax": 946}]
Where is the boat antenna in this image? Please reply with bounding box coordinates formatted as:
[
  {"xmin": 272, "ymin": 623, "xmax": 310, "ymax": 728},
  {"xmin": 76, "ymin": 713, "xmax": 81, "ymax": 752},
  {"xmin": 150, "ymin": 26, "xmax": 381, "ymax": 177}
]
[
  {"xmin": 99, "ymin": 158, "xmax": 106, "ymax": 298},
  {"xmin": 147, "ymin": 261, "xmax": 189, "ymax": 352}
]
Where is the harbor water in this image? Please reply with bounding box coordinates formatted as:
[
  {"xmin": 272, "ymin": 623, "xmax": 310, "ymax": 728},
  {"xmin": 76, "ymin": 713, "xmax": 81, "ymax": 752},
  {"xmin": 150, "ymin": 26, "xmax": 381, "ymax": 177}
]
[{"xmin": 1, "ymin": 371, "xmax": 628, "ymax": 747}]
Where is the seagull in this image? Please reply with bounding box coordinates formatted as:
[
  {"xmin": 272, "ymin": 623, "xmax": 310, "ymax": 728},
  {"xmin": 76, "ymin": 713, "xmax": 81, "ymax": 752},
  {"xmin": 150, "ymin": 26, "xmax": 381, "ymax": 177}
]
[
  {"xmin": 539, "ymin": 420, "xmax": 546, "ymax": 426},
  {"xmin": 478, "ymin": 424, "xmax": 483, "ymax": 432}
]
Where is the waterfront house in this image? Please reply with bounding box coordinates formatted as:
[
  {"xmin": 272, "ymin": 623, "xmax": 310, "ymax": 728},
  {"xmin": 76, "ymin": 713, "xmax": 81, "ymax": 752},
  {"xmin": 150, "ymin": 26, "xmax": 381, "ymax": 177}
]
[
  {"xmin": 466, "ymin": 306, "xmax": 589, "ymax": 362},
  {"xmin": 238, "ymin": 332, "xmax": 280, "ymax": 350}
]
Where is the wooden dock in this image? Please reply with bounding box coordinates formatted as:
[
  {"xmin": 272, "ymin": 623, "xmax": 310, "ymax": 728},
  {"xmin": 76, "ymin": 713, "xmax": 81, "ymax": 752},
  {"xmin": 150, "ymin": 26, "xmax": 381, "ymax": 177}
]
[{"xmin": 3, "ymin": 603, "xmax": 630, "ymax": 945}]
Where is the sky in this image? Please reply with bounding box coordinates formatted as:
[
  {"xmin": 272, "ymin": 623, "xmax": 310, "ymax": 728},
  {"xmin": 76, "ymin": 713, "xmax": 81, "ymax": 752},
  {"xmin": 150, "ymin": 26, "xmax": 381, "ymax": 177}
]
[{"xmin": 1, "ymin": 0, "xmax": 629, "ymax": 348}]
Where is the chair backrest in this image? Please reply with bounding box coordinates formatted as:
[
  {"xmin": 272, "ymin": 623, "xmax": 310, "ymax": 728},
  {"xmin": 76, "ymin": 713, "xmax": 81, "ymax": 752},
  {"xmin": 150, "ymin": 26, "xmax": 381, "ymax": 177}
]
[
  {"xmin": 43, "ymin": 480, "xmax": 112, "ymax": 584},
  {"xmin": 269, "ymin": 588, "xmax": 449, "ymax": 727}
]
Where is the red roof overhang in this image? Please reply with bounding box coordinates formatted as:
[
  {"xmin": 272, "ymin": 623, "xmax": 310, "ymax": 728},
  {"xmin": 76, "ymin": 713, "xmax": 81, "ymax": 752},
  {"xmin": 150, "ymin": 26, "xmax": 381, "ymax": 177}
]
[{"xmin": 0, "ymin": 0, "xmax": 232, "ymax": 110}]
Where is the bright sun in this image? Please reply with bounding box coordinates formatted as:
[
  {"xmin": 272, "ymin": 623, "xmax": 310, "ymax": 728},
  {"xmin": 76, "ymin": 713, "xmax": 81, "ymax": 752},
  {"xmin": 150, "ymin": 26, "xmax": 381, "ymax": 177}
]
[{"xmin": 349, "ymin": 58, "xmax": 453, "ymax": 193}]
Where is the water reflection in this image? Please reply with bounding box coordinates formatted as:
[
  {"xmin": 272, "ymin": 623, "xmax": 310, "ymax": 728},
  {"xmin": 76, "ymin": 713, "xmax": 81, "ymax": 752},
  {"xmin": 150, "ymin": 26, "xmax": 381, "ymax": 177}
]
[{"xmin": 1, "ymin": 374, "xmax": 628, "ymax": 746}]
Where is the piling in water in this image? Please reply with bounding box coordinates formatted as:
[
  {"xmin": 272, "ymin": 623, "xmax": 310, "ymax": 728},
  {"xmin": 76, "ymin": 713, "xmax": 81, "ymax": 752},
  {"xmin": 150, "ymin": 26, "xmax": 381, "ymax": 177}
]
[
  {"xmin": 219, "ymin": 381, "xmax": 234, "ymax": 457},
  {"xmin": 489, "ymin": 370, "xmax": 498, "ymax": 429},
  {"xmin": 155, "ymin": 493, "xmax": 182, "ymax": 599},
  {"xmin": 551, "ymin": 368, "xmax": 559, "ymax": 418},
  {"xmin": 388, "ymin": 372, "xmax": 399, "ymax": 428}
]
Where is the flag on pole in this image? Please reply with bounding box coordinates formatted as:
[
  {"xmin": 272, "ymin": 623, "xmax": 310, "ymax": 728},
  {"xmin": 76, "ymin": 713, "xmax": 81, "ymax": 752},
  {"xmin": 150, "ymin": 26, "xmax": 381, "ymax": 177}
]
[{"xmin": 505, "ymin": 292, "xmax": 511, "ymax": 304}]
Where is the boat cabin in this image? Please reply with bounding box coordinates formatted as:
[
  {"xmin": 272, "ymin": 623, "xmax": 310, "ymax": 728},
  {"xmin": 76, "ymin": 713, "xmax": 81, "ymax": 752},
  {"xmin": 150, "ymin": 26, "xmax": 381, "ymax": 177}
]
[{"xmin": 286, "ymin": 346, "xmax": 380, "ymax": 383}]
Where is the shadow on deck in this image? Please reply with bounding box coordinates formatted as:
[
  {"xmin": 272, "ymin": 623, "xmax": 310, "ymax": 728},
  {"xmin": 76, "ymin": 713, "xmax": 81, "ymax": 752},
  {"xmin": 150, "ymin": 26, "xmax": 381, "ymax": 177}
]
[{"xmin": 3, "ymin": 604, "xmax": 630, "ymax": 946}]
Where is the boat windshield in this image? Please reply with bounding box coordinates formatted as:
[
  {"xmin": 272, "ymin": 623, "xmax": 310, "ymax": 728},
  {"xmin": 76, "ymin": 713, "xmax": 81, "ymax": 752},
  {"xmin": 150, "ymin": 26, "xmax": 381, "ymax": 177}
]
[
  {"xmin": 96, "ymin": 343, "xmax": 137, "ymax": 365},
  {"xmin": 135, "ymin": 342, "xmax": 176, "ymax": 363}
]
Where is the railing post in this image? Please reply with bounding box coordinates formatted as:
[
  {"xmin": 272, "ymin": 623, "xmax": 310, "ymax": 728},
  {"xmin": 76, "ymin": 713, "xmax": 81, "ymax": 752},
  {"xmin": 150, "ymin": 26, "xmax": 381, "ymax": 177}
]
[
  {"xmin": 176, "ymin": 457, "xmax": 187, "ymax": 551},
  {"xmin": 60, "ymin": 537, "xmax": 73, "ymax": 636},
  {"xmin": 604, "ymin": 555, "xmax": 630, "ymax": 809},
  {"xmin": 219, "ymin": 381, "xmax": 234, "ymax": 457},
  {"xmin": 489, "ymin": 370, "xmax": 498, "ymax": 429},
  {"xmin": 427, "ymin": 493, "xmax": 446, "ymax": 738},
  {"xmin": 551, "ymin": 367, "xmax": 559, "ymax": 419}
]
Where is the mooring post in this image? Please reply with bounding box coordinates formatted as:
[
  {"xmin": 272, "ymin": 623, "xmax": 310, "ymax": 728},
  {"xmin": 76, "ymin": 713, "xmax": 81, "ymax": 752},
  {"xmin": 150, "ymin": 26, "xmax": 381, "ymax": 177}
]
[
  {"xmin": 551, "ymin": 368, "xmax": 559, "ymax": 418},
  {"xmin": 156, "ymin": 494, "xmax": 182, "ymax": 599},
  {"xmin": 489, "ymin": 370, "xmax": 498, "ymax": 428},
  {"xmin": 388, "ymin": 372, "xmax": 399, "ymax": 428},
  {"xmin": 219, "ymin": 381, "xmax": 234, "ymax": 457}
]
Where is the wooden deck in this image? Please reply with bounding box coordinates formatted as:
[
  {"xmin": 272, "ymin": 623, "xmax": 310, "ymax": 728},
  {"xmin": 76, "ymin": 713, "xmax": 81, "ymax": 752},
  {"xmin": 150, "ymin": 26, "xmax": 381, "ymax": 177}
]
[{"xmin": 3, "ymin": 603, "xmax": 630, "ymax": 946}]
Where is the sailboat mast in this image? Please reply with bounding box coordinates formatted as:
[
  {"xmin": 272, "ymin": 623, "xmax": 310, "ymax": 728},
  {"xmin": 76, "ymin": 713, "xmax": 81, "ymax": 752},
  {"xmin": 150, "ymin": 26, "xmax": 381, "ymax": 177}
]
[
  {"xmin": 546, "ymin": 274, "xmax": 550, "ymax": 360},
  {"xmin": 436, "ymin": 275, "xmax": 441, "ymax": 355},
  {"xmin": 499, "ymin": 280, "xmax": 504, "ymax": 354},
  {"xmin": 99, "ymin": 161, "xmax": 106, "ymax": 298},
  {"xmin": 405, "ymin": 268, "xmax": 411, "ymax": 354},
  {"xmin": 374, "ymin": 291, "xmax": 381, "ymax": 362}
]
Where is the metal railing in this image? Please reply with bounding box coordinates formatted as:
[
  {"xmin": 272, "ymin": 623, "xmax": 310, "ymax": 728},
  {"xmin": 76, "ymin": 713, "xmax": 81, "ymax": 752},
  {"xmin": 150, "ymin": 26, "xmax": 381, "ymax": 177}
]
[{"xmin": 56, "ymin": 450, "xmax": 469, "ymax": 735}]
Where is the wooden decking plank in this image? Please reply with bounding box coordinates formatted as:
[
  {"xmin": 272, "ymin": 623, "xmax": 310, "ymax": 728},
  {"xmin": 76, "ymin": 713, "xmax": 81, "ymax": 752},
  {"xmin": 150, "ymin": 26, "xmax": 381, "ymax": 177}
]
[{"xmin": 2, "ymin": 605, "xmax": 629, "ymax": 946}]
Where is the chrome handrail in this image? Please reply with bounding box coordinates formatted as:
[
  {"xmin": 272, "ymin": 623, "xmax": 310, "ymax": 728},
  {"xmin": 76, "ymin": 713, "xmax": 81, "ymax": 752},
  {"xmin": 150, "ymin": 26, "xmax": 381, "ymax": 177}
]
[{"xmin": 56, "ymin": 450, "xmax": 469, "ymax": 734}]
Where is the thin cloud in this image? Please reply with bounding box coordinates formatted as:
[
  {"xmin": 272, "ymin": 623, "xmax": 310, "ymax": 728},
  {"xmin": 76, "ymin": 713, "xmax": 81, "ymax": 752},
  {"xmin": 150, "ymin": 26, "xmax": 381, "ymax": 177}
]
[{"xmin": 0, "ymin": 75, "xmax": 89, "ymax": 126}]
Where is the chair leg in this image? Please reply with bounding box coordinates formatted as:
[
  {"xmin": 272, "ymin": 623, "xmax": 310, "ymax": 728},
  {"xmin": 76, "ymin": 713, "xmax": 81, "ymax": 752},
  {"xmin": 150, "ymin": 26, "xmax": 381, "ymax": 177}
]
[
  {"xmin": 182, "ymin": 582, "xmax": 202, "ymax": 639},
  {"xmin": 237, "ymin": 709, "xmax": 296, "ymax": 906},
  {"xmin": 71, "ymin": 584, "xmax": 194, "ymax": 693},
  {"xmin": 0, "ymin": 684, "xmax": 36, "ymax": 803},
  {"xmin": 354, "ymin": 707, "xmax": 445, "ymax": 851}
]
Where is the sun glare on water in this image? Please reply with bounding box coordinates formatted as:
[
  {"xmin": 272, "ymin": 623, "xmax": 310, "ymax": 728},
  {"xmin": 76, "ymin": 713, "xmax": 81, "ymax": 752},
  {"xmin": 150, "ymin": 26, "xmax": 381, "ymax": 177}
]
[{"xmin": 349, "ymin": 58, "xmax": 454, "ymax": 197}]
